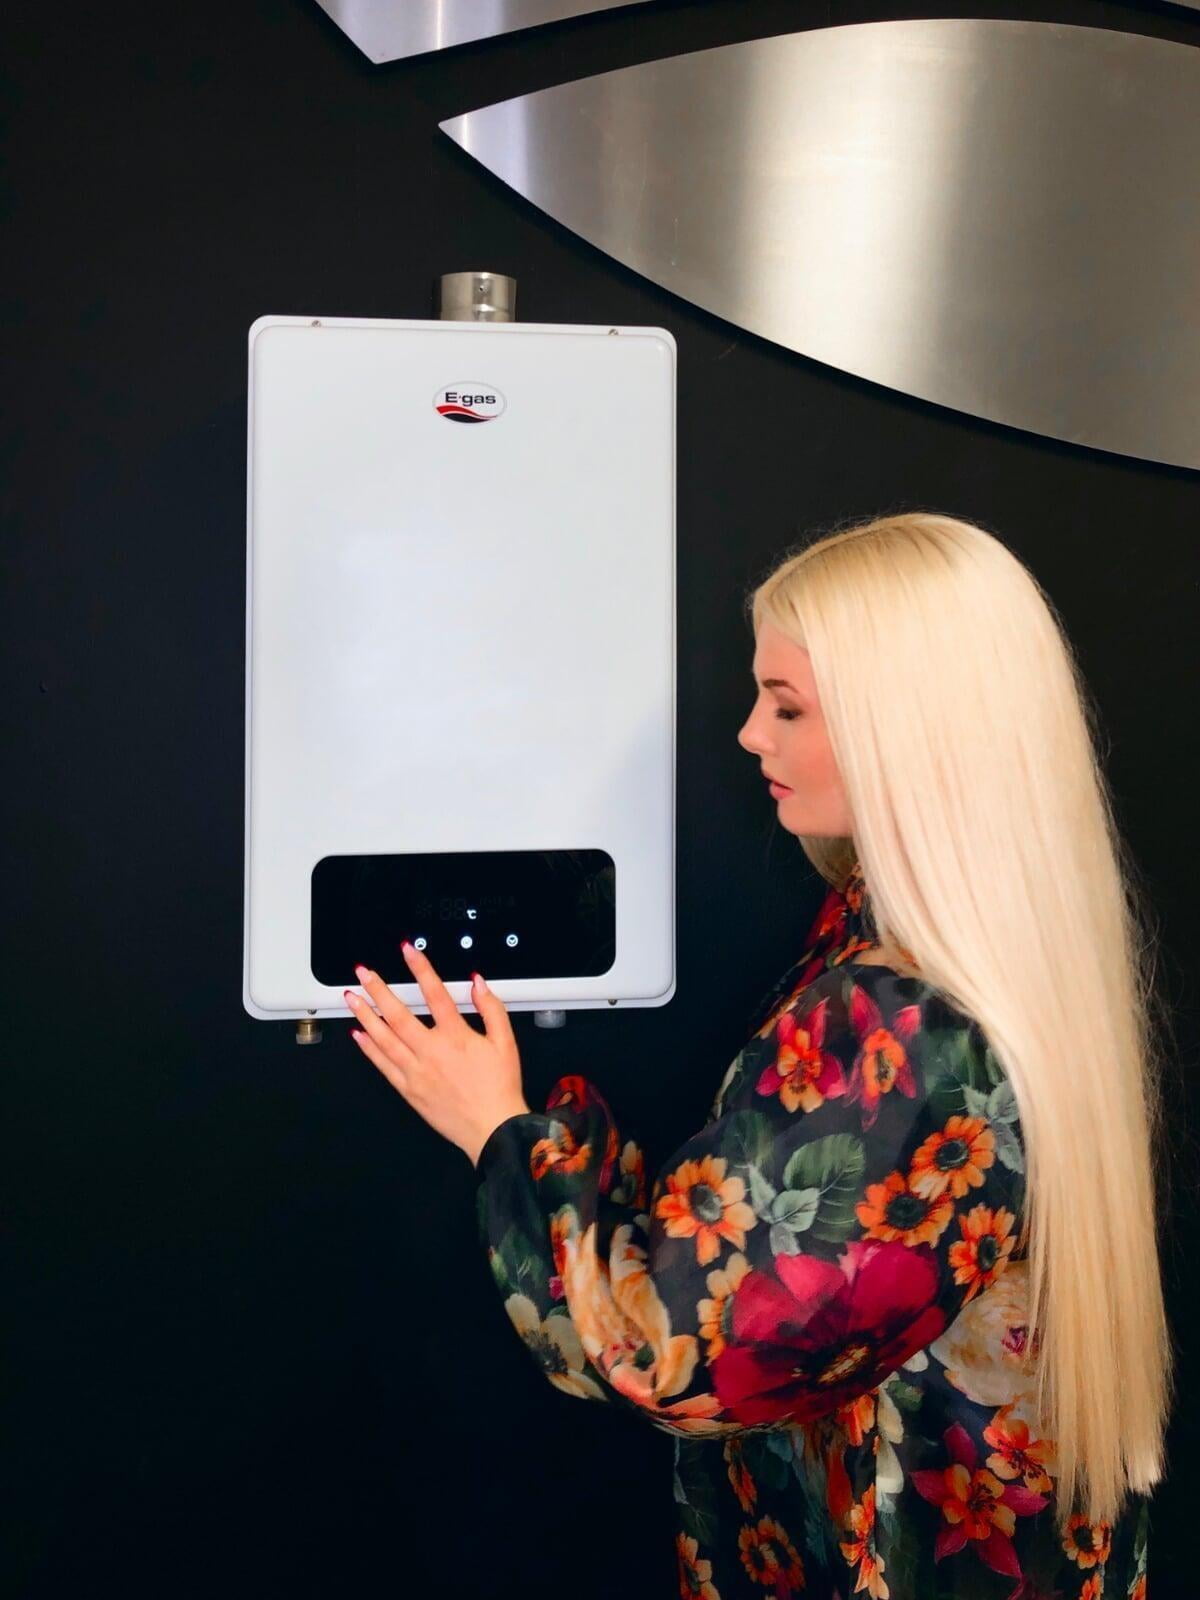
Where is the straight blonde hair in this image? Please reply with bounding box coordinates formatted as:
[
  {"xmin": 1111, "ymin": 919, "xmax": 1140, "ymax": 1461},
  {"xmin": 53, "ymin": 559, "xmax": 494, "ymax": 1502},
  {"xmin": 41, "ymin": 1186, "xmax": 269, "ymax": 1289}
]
[{"xmin": 748, "ymin": 512, "xmax": 1177, "ymax": 1535}]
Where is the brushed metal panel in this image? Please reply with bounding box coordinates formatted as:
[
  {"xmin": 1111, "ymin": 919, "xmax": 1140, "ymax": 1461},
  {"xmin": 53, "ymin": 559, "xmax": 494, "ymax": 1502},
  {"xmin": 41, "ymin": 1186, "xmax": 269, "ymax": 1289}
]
[
  {"xmin": 441, "ymin": 20, "xmax": 1200, "ymax": 470},
  {"xmin": 314, "ymin": 0, "xmax": 653, "ymax": 64}
]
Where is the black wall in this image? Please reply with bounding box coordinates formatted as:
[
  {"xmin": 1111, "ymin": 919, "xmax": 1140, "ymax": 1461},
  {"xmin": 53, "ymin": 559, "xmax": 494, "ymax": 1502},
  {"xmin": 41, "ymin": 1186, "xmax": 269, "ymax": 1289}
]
[{"xmin": 6, "ymin": 1, "xmax": 1198, "ymax": 1595}]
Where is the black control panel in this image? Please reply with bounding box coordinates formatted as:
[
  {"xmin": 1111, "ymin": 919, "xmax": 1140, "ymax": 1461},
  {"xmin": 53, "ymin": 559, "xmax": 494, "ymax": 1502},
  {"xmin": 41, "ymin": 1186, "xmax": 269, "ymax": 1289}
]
[{"xmin": 311, "ymin": 848, "xmax": 616, "ymax": 987}]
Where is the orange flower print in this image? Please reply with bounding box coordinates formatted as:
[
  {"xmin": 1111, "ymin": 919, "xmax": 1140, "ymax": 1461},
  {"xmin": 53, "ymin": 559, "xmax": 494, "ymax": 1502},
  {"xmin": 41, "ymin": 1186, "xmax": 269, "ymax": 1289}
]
[
  {"xmin": 530, "ymin": 1119, "xmax": 591, "ymax": 1180},
  {"xmin": 698, "ymin": 1251, "xmax": 752, "ymax": 1362},
  {"xmin": 912, "ymin": 1421, "xmax": 1048, "ymax": 1577},
  {"xmin": 834, "ymin": 1388, "xmax": 877, "ymax": 1448},
  {"xmin": 611, "ymin": 1137, "xmax": 647, "ymax": 1209},
  {"xmin": 724, "ymin": 1438, "xmax": 758, "ymax": 1514},
  {"xmin": 838, "ymin": 863, "xmax": 921, "ymax": 969},
  {"xmin": 856, "ymin": 1168, "xmax": 956, "ymax": 1248},
  {"xmin": 601, "ymin": 1119, "xmax": 622, "ymax": 1185},
  {"xmin": 500, "ymin": 1292, "xmax": 608, "ymax": 1402},
  {"xmin": 1130, "ymin": 1576, "xmax": 1147, "ymax": 1600},
  {"xmin": 833, "ymin": 934, "xmax": 882, "ymax": 966},
  {"xmin": 656, "ymin": 1154, "xmax": 758, "ymax": 1267},
  {"xmin": 559, "ymin": 1218, "xmax": 711, "ymax": 1423},
  {"xmin": 1062, "ymin": 1514, "xmax": 1113, "ymax": 1569},
  {"xmin": 756, "ymin": 994, "xmax": 849, "ymax": 1114},
  {"xmin": 839, "ymin": 1483, "xmax": 890, "ymax": 1599},
  {"xmin": 910, "ymin": 1115, "xmax": 997, "ymax": 1201},
  {"xmin": 548, "ymin": 1209, "xmax": 574, "ymax": 1300},
  {"xmin": 982, "ymin": 1403, "xmax": 1055, "ymax": 1495},
  {"xmin": 813, "ymin": 1417, "xmax": 858, "ymax": 1531},
  {"xmin": 844, "ymin": 983, "xmax": 921, "ymax": 1130},
  {"xmin": 676, "ymin": 1531, "xmax": 722, "ymax": 1600},
  {"xmin": 822, "ymin": 884, "xmax": 856, "ymax": 943},
  {"xmin": 947, "ymin": 1205, "xmax": 1018, "ymax": 1305},
  {"xmin": 540, "ymin": 1075, "xmax": 630, "ymax": 1190},
  {"xmin": 753, "ymin": 954, "xmax": 829, "ymax": 1043},
  {"xmin": 738, "ymin": 1515, "xmax": 806, "ymax": 1596},
  {"xmin": 1079, "ymin": 1576, "xmax": 1104, "ymax": 1600}
]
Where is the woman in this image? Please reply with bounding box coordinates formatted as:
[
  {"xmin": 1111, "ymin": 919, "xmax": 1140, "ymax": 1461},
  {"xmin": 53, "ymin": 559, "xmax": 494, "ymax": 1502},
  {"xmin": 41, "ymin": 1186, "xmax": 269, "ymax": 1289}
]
[{"xmin": 347, "ymin": 512, "xmax": 1174, "ymax": 1598}]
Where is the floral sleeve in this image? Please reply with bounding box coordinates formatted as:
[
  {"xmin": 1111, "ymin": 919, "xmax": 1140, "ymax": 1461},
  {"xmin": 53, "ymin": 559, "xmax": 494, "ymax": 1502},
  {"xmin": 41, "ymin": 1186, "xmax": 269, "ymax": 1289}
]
[{"xmin": 474, "ymin": 964, "xmax": 1027, "ymax": 1439}]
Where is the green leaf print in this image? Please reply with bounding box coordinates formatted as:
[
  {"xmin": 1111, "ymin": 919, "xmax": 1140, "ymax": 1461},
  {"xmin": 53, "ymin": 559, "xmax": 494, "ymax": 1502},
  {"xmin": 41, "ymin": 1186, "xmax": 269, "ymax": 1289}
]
[
  {"xmin": 780, "ymin": 1133, "xmax": 867, "ymax": 1244},
  {"xmin": 510, "ymin": 1229, "xmax": 551, "ymax": 1302},
  {"xmin": 717, "ymin": 1108, "xmax": 777, "ymax": 1173},
  {"xmin": 883, "ymin": 1377, "xmax": 924, "ymax": 1414},
  {"xmin": 961, "ymin": 1078, "xmax": 1025, "ymax": 1174},
  {"xmin": 488, "ymin": 1227, "xmax": 521, "ymax": 1296},
  {"xmin": 766, "ymin": 1192, "xmax": 822, "ymax": 1255},
  {"xmin": 875, "ymin": 1494, "xmax": 921, "ymax": 1597},
  {"xmin": 1130, "ymin": 1498, "xmax": 1150, "ymax": 1586},
  {"xmin": 745, "ymin": 1162, "xmax": 822, "ymax": 1255},
  {"xmin": 710, "ymin": 1046, "xmax": 749, "ymax": 1117},
  {"xmin": 985, "ymin": 1076, "xmax": 1017, "ymax": 1120},
  {"xmin": 675, "ymin": 1464, "xmax": 721, "ymax": 1547},
  {"xmin": 962, "ymin": 1077, "xmax": 1016, "ymax": 1125},
  {"xmin": 917, "ymin": 1021, "xmax": 994, "ymax": 1096},
  {"xmin": 800, "ymin": 1491, "xmax": 839, "ymax": 1577},
  {"xmin": 927, "ymin": 1070, "xmax": 968, "ymax": 1129},
  {"xmin": 746, "ymin": 1162, "xmax": 778, "ymax": 1216},
  {"xmin": 742, "ymin": 1431, "xmax": 792, "ymax": 1491},
  {"xmin": 991, "ymin": 1119, "xmax": 1025, "ymax": 1174}
]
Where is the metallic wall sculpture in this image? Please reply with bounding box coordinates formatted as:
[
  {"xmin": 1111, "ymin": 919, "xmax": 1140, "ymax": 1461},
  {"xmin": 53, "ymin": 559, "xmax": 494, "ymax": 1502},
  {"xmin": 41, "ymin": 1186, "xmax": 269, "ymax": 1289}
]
[
  {"xmin": 441, "ymin": 20, "xmax": 1200, "ymax": 470},
  {"xmin": 314, "ymin": 0, "xmax": 653, "ymax": 64}
]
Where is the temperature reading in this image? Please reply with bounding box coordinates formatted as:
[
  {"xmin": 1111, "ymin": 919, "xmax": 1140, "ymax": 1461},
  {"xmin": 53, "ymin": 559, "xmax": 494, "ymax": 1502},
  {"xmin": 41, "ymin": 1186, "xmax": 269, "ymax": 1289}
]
[{"xmin": 436, "ymin": 893, "xmax": 518, "ymax": 921}]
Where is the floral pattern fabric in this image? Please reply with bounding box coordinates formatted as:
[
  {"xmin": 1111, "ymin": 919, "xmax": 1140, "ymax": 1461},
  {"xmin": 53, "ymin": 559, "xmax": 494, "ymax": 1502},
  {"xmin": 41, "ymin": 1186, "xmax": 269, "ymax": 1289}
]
[{"xmin": 475, "ymin": 861, "xmax": 1151, "ymax": 1599}]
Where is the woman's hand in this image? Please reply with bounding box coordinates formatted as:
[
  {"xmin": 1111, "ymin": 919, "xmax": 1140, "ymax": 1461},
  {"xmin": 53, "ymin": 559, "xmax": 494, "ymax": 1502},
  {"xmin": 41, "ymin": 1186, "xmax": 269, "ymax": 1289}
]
[{"xmin": 345, "ymin": 944, "xmax": 531, "ymax": 1167}]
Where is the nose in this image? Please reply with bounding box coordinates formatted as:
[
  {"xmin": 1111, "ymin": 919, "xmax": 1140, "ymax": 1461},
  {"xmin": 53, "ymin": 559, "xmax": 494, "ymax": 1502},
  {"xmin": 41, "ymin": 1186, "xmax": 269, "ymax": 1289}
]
[{"xmin": 737, "ymin": 713, "xmax": 762, "ymax": 755}]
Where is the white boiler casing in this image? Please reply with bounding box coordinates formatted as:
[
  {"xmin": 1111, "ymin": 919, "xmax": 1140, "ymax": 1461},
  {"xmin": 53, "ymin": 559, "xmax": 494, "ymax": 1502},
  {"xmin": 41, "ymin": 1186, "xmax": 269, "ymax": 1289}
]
[{"xmin": 243, "ymin": 314, "xmax": 676, "ymax": 1022}]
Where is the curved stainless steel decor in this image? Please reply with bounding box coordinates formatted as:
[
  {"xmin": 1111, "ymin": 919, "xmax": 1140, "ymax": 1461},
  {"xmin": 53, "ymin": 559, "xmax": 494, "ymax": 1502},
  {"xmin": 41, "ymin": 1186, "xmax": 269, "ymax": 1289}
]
[
  {"xmin": 315, "ymin": 0, "xmax": 653, "ymax": 64},
  {"xmin": 441, "ymin": 20, "xmax": 1200, "ymax": 470}
]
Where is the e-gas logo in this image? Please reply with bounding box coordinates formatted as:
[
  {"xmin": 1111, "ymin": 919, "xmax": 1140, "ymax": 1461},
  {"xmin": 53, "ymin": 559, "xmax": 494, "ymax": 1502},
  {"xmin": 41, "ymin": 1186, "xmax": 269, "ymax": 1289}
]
[{"xmin": 433, "ymin": 382, "xmax": 506, "ymax": 424}]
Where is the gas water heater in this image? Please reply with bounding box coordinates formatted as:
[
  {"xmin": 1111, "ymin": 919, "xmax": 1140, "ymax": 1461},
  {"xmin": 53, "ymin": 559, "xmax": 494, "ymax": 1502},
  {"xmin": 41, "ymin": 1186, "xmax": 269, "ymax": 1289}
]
[{"xmin": 243, "ymin": 286, "xmax": 677, "ymax": 1043}]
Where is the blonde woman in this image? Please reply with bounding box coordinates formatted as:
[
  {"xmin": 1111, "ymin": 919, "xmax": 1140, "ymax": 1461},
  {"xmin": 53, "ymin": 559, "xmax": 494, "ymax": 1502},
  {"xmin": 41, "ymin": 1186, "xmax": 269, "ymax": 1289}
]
[{"xmin": 348, "ymin": 513, "xmax": 1175, "ymax": 1599}]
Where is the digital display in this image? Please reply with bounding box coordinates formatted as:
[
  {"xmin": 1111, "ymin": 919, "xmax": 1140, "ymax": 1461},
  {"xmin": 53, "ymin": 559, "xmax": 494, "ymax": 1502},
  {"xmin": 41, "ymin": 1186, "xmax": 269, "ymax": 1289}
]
[{"xmin": 310, "ymin": 848, "xmax": 616, "ymax": 987}]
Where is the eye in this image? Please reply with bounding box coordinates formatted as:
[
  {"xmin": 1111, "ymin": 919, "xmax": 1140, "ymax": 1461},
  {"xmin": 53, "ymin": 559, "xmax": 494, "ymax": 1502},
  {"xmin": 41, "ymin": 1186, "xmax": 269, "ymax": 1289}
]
[{"xmin": 775, "ymin": 709, "xmax": 801, "ymax": 721}]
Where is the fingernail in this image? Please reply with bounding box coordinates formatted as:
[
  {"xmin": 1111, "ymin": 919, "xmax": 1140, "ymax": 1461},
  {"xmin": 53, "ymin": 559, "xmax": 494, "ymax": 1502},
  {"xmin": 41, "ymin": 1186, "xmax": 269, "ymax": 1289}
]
[{"xmin": 472, "ymin": 971, "xmax": 487, "ymax": 992}]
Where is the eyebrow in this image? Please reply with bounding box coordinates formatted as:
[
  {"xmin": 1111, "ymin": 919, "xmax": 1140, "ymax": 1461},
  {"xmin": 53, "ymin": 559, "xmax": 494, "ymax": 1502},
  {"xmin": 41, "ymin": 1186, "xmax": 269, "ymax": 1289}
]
[{"xmin": 752, "ymin": 674, "xmax": 798, "ymax": 691}]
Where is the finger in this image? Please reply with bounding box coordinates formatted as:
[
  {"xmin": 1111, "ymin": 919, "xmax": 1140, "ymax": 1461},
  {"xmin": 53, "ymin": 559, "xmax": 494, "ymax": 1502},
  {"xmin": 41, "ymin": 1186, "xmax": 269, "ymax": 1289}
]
[
  {"xmin": 400, "ymin": 942, "xmax": 464, "ymax": 1031},
  {"xmin": 351, "ymin": 1022, "xmax": 411, "ymax": 1098},
  {"xmin": 472, "ymin": 974, "xmax": 517, "ymax": 1053},
  {"xmin": 354, "ymin": 967, "xmax": 429, "ymax": 1056},
  {"xmin": 346, "ymin": 983, "xmax": 418, "ymax": 1072}
]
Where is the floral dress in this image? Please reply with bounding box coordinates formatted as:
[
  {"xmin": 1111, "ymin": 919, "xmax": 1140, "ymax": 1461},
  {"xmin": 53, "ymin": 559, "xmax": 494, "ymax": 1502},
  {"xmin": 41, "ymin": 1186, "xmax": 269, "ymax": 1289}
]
[{"xmin": 475, "ymin": 860, "xmax": 1152, "ymax": 1599}]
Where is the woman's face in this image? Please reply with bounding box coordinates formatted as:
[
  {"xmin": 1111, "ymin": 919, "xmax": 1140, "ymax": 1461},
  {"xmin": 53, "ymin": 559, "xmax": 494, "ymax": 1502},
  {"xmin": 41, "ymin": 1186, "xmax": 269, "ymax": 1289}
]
[{"xmin": 736, "ymin": 621, "xmax": 853, "ymax": 837}]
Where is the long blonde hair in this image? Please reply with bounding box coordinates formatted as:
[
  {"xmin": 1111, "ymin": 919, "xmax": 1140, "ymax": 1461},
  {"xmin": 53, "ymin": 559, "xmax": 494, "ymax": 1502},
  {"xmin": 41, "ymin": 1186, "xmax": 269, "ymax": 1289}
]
[{"xmin": 747, "ymin": 511, "xmax": 1178, "ymax": 1534}]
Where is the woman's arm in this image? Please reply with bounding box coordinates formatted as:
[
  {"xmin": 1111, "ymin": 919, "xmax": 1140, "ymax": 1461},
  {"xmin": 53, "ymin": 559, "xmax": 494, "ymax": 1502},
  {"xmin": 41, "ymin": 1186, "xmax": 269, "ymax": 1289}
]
[{"xmin": 475, "ymin": 964, "xmax": 1028, "ymax": 1437}]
